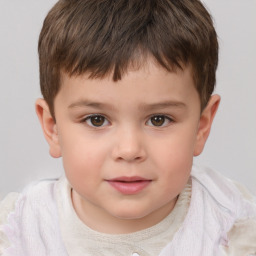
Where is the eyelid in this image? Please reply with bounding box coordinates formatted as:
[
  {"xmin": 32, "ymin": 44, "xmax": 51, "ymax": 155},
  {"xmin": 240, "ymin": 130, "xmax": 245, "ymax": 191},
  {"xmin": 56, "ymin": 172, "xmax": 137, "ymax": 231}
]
[
  {"xmin": 80, "ymin": 113, "xmax": 107, "ymax": 120},
  {"xmin": 147, "ymin": 113, "xmax": 174, "ymax": 121}
]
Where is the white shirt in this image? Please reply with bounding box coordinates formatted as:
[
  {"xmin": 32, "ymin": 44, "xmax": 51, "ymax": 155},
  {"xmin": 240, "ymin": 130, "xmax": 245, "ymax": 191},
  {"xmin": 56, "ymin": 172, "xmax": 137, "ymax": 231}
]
[{"xmin": 0, "ymin": 165, "xmax": 256, "ymax": 255}]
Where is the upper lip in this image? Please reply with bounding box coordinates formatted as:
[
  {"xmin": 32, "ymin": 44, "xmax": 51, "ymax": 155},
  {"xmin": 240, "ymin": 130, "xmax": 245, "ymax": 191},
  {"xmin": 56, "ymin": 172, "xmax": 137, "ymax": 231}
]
[{"xmin": 107, "ymin": 176, "xmax": 151, "ymax": 182}]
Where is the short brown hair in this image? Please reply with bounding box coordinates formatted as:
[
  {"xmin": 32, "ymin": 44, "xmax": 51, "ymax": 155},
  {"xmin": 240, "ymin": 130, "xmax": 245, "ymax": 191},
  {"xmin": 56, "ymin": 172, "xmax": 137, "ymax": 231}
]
[{"xmin": 38, "ymin": 0, "xmax": 218, "ymax": 118}]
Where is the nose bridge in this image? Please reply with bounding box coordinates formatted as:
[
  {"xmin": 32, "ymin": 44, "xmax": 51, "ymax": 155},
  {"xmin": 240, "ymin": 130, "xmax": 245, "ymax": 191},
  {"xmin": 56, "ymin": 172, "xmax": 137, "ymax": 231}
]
[{"xmin": 112, "ymin": 124, "xmax": 146, "ymax": 162}]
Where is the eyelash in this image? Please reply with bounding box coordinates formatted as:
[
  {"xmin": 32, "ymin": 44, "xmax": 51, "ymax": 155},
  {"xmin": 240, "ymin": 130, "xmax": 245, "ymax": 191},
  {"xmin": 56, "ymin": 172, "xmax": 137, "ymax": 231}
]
[
  {"xmin": 81, "ymin": 114, "xmax": 174, "ymax": 128},
  {"xmin": 146, "ymin": 115, "xmax": 174, "ymax": 127},
  {"xmin": 82, "ymin": 114, "xmax": 110, "ymax": 127}
]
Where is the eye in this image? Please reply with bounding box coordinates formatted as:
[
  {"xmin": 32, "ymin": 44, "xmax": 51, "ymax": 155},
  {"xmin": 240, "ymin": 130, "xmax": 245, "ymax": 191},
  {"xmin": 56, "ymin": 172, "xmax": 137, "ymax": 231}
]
[
  {"xmin": 84, "ymin": 115, "xmax": 109, "ymax": 127},
  {"xmin": 146, "ymin": 115, "xmax": 173, "ymax": 127}
]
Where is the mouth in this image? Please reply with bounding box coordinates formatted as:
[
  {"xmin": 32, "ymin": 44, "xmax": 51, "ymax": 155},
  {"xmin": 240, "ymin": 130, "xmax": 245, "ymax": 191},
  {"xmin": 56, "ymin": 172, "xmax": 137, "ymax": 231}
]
[{"xmin": 106, "ymin": 176, "xmax": 152, "ymax": 195}]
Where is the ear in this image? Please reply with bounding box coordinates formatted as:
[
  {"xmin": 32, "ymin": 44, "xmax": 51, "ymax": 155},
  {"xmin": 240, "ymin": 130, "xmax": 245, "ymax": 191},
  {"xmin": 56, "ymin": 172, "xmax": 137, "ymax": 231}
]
[
  {"xmin": 193, "ymin": 94, "xmax": 221, "ymax": 156},
  {"xmin": 35, "ymin": 98, "xmax": 61, "ymax": 158}
]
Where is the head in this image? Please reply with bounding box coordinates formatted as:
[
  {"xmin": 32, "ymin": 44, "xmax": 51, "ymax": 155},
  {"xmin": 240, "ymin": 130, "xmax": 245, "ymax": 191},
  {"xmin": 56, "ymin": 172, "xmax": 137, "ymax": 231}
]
[
  {"xmin": 36, "ymin": 0, "xmax": 220, "ymax": 233},
  {"xmin": 38, "ymin": 0, "xmax": 218, "ymax": 119}
]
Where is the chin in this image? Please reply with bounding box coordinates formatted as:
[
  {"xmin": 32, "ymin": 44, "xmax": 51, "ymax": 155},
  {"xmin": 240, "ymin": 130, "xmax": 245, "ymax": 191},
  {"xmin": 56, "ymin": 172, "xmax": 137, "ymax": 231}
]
[{"xmin": 110, "ymin": 207, "xmax": 152, "ymax": 221}]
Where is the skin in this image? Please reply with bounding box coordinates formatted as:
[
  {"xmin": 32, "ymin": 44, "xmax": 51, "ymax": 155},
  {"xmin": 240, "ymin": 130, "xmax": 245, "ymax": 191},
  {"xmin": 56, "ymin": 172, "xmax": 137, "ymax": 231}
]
[{"xmin": 36, "ymin": 60, "xmax": 220, "ymax": 234}]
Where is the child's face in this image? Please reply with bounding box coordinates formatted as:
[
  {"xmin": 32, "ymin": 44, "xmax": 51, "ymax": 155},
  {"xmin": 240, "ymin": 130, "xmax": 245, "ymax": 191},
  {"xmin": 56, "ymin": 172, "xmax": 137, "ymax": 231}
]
[{"xmin": 37, "ymin": 60, "xmax": 219, "ymax": 233}]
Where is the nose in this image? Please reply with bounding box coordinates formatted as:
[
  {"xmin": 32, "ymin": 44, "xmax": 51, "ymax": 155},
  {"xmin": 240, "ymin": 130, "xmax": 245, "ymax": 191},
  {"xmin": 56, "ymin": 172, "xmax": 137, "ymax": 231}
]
[{"xmin": 111, "ymin": 127, "xmax": 146, "ymax": 163}]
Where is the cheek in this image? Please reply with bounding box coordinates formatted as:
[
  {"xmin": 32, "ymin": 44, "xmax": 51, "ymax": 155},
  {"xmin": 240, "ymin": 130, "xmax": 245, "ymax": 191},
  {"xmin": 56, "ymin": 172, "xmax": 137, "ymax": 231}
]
[
  {"xmin": 62, "ymin": 143, "xmax": 106, "ymax": 196},
  {"xmin": 150, "ymin": 128, "xmax": 197, "ymax": 182},
  {"xmin": 153, "ymin": 127, "xmax": 197, "ymax": 162},
  {"xmin": 155, "ymin": 147, "xmax": 192, "ymax": 197},
  {"xmin": 59, "ymin": 131, "xmax": 108, "ymax": 181}
]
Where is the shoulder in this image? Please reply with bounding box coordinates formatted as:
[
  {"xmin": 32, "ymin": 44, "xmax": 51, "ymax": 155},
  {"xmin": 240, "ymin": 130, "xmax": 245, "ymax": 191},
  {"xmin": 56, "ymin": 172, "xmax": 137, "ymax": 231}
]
[
  {"xmin": 225, "ymin": 182, "xmax": 256, "ymax": 255},
  {"xmin": 0, "ymin": 192, "xmax": 20, "ymax": 253},
  {"xmin": 191, "ymin": 165, "xmax": 256, "ymax": 254},
  {"xmin": 225, "ymin": 218, "xmax": 256, "ymax": 255},
  {"xmin": 191, "ymin": 165, "xmax": 256, "ymax": 217},
  {"xmin": 0, "ymin": 178, "xmax": 60, "ymax": 254},
  {"xmin": 0, "ymin": 193, "xmax": 20, "ymax": 222}
]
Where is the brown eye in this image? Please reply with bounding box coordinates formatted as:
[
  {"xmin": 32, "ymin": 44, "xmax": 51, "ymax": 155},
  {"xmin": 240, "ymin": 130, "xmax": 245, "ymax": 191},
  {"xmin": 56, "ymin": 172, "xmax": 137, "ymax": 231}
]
[
  {"xmin": 85, "ymin": 115, "xmax": 108, "ymax": 127},
  {"xmin": 151, "ymin": 116, "xmax": 165, "ymax": 126},
  {"xmin": 147, "ymin": 115, "xmax": 172, "ymax": 127}
]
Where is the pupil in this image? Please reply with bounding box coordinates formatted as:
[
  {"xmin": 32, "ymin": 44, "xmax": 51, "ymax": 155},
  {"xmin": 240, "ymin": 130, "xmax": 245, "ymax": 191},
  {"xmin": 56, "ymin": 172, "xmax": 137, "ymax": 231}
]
[
  {"xmin": 152, "ymin": 116, "xmax": 164, "ymax": 126},
  {"xmin": 91, "ymin": 116, "xmax": 104, "ymax": 126}
]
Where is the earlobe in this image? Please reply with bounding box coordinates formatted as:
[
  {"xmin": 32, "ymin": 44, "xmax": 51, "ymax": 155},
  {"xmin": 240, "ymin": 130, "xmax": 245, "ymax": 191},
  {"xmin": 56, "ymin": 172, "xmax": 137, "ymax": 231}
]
[
  {"xmin": 35, "ymin": 98, "xmax": 62, "ymax": 158},
  {"xmin": 193, "ymin": 94, "xmax": 221, "ymax": 156}
]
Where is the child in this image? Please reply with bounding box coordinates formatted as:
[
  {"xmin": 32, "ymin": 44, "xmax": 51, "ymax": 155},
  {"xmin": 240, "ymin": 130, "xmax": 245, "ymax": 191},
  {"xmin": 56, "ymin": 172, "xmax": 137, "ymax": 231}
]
[{"xmin": 1, "ymin": 0, "xmax": 256, "ymax": 255}]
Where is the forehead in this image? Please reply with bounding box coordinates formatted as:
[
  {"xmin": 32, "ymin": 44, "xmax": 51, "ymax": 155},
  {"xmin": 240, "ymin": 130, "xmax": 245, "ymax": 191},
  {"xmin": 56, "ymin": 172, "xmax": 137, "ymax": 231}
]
[{"xmin": 55, "ymin": 60, "xmax": 200, "ymax": 113}]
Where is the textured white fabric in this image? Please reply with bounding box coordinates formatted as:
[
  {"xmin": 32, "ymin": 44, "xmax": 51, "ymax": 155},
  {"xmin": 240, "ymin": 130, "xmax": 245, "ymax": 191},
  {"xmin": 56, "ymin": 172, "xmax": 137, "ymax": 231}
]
[
  {"xmin": 0, "ymin": 180, "xmax": 68, "ymax": 256},
  {"xmin": 225, "ymin": 219, "xmax": 256, "ymax": 256},
  {"xmin": 159, "ymin": 166, "xmax": 256, "ymax": 256},
  {"xmin": 0, "ymin": 193, "xmax": 19, "ymax": 255}
]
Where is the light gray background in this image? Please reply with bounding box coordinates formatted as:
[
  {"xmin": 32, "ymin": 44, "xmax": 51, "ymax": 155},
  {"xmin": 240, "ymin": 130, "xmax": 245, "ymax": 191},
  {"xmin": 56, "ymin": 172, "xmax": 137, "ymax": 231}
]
[{"xmin": 0, "ymin": 0, "xmax": 255, "ymax": 198}]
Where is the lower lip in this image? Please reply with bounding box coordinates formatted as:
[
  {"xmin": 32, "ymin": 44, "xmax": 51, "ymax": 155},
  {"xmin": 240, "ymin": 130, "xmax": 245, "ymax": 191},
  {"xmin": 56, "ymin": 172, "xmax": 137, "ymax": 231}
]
[{"xmin": 107, "ymin": 180, "xmax": 151, "ymax": 195}]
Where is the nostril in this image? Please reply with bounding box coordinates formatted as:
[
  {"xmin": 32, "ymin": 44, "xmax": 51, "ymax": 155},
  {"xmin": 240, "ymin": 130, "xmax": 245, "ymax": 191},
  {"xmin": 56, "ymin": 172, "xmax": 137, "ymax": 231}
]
[
  {"xmin": 113, "ymin": 149, "xmax": 146, "ymax": 162},
  {"xmin": 111, "ymin": 133, "xmax": 146, "ymax": 162}
]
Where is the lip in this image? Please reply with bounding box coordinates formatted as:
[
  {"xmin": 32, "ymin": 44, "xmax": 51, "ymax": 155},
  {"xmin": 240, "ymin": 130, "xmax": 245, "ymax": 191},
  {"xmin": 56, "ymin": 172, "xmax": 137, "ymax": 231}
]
[{"xmin": 106, "ymin": 176, "xmax": 152, "ymax": 195}]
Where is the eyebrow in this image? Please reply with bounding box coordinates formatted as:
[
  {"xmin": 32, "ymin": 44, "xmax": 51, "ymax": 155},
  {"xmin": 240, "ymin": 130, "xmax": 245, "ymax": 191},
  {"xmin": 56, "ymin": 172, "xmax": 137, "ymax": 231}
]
[
  {"xmin": 68, "ymin": 100, "xmax": 114, "ymax": 110},
  {"xmin": 68, "ymin": 100, "xmax": 186, "ymax": 111},
  {"xmin": 139, "ymin": 101, "xmax": 186, "ymax": 111}
]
